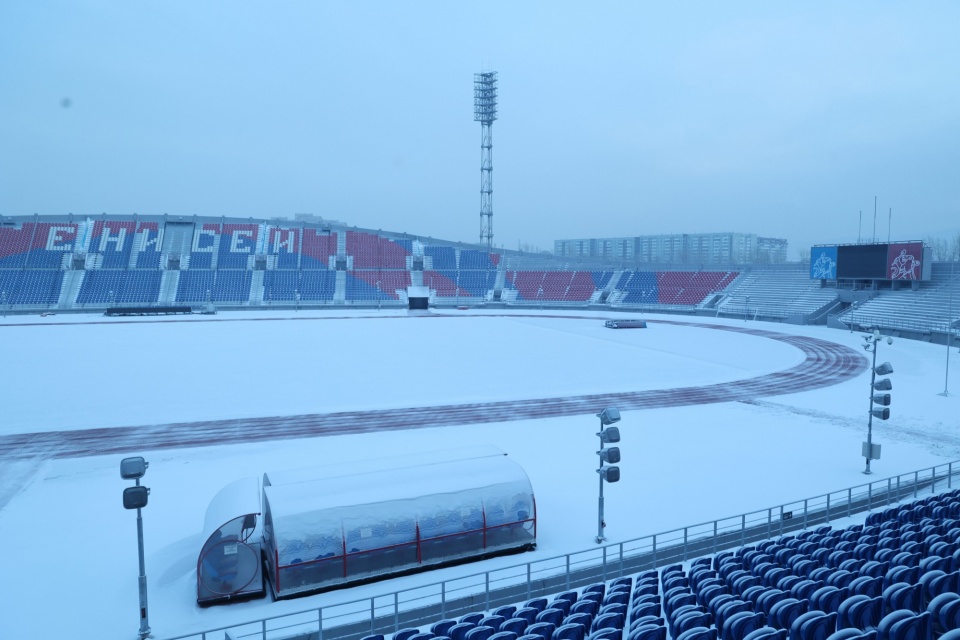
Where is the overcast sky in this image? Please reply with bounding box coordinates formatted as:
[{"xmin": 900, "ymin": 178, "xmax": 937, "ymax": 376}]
[{"xmin": 2, "ymin": 2, "xmax": 958, "ymax": 256}]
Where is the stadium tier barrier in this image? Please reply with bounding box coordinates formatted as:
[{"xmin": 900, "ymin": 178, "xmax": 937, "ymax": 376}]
[{"xmin": 161, "ymin": 461, "xmax": 960, "ymax": 640}]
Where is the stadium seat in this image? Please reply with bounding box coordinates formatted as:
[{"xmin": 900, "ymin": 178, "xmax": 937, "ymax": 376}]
[
  {"xmin": 875, "ymin": 610, "xmax": 930, "ymax": 640},
  {"xmin": 465, "ymin": 626, "xmax": 497, "ymax": 640}
]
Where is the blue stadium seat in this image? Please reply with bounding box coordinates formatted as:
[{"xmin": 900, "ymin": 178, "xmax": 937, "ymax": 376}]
[
  {"xmin": 465, "ymin": 626, "xmax": 496, "ymax": 640},
  {"xmin": 524, "ymin": 622, "xmax": 555, "ymax": 640},
  {"xmin": 837, "ymin": 595, "xmax": 883, "ymax": 631},
  {"xmin": 875, "ymin": 610, "xmax": 930, "ymax": 640}
]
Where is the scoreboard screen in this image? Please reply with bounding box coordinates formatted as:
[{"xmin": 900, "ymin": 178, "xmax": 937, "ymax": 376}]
[
  {"xmin": 837, "ymin": 244, "xmax": 889, "ymax": 279},
  {"xmin": 811, "ymin": 241, "xmax": 928, "ymax": 281}
]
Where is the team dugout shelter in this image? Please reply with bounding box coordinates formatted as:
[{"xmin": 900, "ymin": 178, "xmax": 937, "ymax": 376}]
[{"xmin": 261, "ymin": 446, "xmax": 537, "ymax": 599}]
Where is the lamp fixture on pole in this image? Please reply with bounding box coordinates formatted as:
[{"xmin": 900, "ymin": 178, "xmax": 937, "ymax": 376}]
[
  {"xmin": 595, "ymin": 407, "xmax": 621, "ymax": 544},
  {"xmin": 861, "ymin": 328, "xmax": 893, "ymax": 474}
]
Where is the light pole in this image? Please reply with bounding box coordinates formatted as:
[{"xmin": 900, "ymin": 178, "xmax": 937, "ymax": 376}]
[
  {"xmin": 940, "ymin": 259, "xmax": 956, "ymax": 397},
  {"xmin": 745, "ymin": 296, "xmax": 750, "ymax": 322},
  {"xmin": 121, "ymin": 456, "xmax": 152, "ymax": 639},
  {"xmin": 595, "ymin": 407, "xmax": 621, "ymax": 544},
  {"xmin": 861, "ymin": 328, "xmax": 893, "ymax": 474}
]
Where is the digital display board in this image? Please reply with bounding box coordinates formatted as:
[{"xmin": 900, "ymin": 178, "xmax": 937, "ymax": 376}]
[
  {"xmin": 837, "ymin": 244, "xmax": 890, "ymax": 279},
  {"xmin": 814, "ymin": 241, "xmax": 929, "ymax": 280}
]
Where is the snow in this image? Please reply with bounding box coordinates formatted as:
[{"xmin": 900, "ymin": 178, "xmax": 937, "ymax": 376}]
[
  {"xmin": 203, "ymin": 477, "xmax": 261, "ymax": 541},
  {"xmin": 0, "ymin": 309, "xmax": 957, "ymax": 640}
]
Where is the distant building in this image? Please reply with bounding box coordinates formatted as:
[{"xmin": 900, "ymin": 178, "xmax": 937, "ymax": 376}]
[
  {"xmin": 756, "ymin": 236, "xmax": 789, "ymax": 264},
  {"xmin": 554, "ymin": 232, "xmax": 788, "ymax": 265}
]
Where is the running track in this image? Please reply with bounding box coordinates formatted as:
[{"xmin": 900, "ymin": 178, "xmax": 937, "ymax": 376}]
[{"xmin": 0, "ymin": 317, "xmax": 868, "ymax": 460}]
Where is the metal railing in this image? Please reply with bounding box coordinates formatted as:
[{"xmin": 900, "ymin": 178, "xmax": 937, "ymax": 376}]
[{"xmin": 162, "ymin": 460, "xmax": 958, "ymax": 640}]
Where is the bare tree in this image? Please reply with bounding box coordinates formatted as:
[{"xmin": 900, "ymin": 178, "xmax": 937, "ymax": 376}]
[{"xmin": 925, "ymin": 235, "xmax": 951, "ymax": 261}]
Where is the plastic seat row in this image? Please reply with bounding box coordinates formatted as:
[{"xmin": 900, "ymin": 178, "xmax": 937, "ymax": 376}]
[{"xmin": 375, "ymin": 578, "xmax": 634, "ymax": 640}]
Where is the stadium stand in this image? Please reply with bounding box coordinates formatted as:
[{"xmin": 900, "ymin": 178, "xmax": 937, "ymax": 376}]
[
  {"xmin": 458, "ymin": 270, "xmax": 497, "ymax": 299},
  {"xmin": 134, "ymin": 221, "xmax": 163, "ymax": 269},
  {"xmin": 717, "ymin": 267, "xmax": 839, "ymax": 320},
  {"xmin": 619, "ymin": 271, "xmax": 659, "ymax": 305},
  {"xmin": 0, "ymin": 223, "xmax": 33, "ymax": 269},
  {"xmin": 263, "ymin": 270, "xmax": 301, "ymax": 302},
  {"xmin": 217, "ymin": 223, "xmax": 258, "ymax": 269},
  {"xmin": 425, "ymin": 270, "xmax": 460, "ymax": 298},
  {"xmin": 840, "ymin": 263, "xmax": 960, "ymax": 334},
  {"xmin": 76, "ymin": 269, "xmax": 124, "ymax": 305},
  {"xmin": 189, "ymin": 223, "xmax": 220, "ymax": 270},
  {"xmin": 426, "ymin": 246, "xmax": 458, "ymax": 270},
  {"xmin": 365, "ymin": 488, "xmax": 960, "ymax": 640},
  {"xmin": 6, "ymin": 269, "xmax": 64, "ymax": 305},
  {"xmin": 347, "ymin": 231, "xmax": 411, "ymax": 269},
  {"xmin": 460, "ymin": 249, "xmax": 499, "ymax": 270},
  {"xmin": 268, "ymin": 226, "xmax": 301, "ymax": 269},
  {"xmin": 2, "ymin": 215, "xmax": 957, "ymax": 340},
  {"xmin": 301, "ymin": 228, "xmax": 337, "ymax": 269},
  {"xmin": 87, "ymin": 219, "xmax": 137, "ymax": 268},
  {"xmin": 175, "ymin": 270, "xmax": 216, "ymax": 303},
  {"xmin": 299, "ymin": 270, "xmax": 337, "ymax": 301}
]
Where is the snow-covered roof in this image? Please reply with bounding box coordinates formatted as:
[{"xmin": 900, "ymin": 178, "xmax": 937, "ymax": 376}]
[
  {"xmin": 265, "ymin": 452, "xmax": 529, "ymax": 516},
  {"xmin": 202, "ymin": 476, "xmax": 261, "ymax": 540},
  {"xmin": 263, "ymin": 445, "xmax": 507, "ymax": 487},
  {"xmin": 263, "ymin": 447, "xmax": 535, "ymax": 551}
]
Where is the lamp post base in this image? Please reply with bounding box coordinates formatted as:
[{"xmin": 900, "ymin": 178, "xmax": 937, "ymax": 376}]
[
  {"xmin": 595, "ymin": 536, "xmax": 606, "ymax": 544},
  {"xmin": 938, "ymin": 391, "xmax": 950, "ymax": 397}
]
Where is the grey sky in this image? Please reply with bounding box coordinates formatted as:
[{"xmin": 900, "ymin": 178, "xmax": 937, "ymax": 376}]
[{"xmin": 2, "ymin": 2, "xmax": 958, "ymax": 256}]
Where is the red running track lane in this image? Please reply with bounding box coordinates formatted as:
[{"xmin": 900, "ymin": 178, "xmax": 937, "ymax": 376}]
[{"xmin": 0, "ymin": 319, "xmax": 868, "ymax": 460}]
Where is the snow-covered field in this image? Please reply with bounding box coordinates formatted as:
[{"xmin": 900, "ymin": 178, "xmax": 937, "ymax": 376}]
[{"xmin": 0, "ymin": 309, "xmax": 956, "ymax": 640}]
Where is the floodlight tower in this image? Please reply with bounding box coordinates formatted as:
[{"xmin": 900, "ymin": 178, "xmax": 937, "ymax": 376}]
[{"xmin": 474, "ymin": 71, "xmax": 498, "ymax": 248}]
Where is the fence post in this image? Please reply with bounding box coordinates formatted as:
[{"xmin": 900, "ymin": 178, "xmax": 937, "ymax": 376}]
[
  {"xmin": 683, "ymin": 528, "xmax": 688, "ymax": 562},
  {"xmin": 888, "ymin": 478, "xmax": 892, "ymax": 506},
  {"xmin": 485, "ymin": 572, "xmax": 490, "ymax": 611},
  {"xmin": 602, "ymin": 545, "xmax": 608, "ymax": 580},
  {"xmin": 319, "ymin": 605, "xmax": 325, "ymax": 640},
  {"xmin": 741, "ymin": 514, "xmax": 746, "ymax": 546},
  {"xmin": 951, "ymin": 462, "xmax": 953, "ymax": 489},
  {"xmin": 868, "ymin": 483, "xmax": 872, "ymax": 511},
  {"xmin": 262, "ymin": 619, "xmax": 267, "ymax": 640},
  {"xmin": 393, "ymin": 593, "xmax": 398, "ymax": 633},
  {"xmin": 803, "ymin": 500, "xmax": 808, "ymax": 530},
  {"xmin": 713, "ymin": 521, "xmax": 718, "ymax": 554},
  {"xmin": 826, "ymin": 494, "xmax": 830, "ymax": 523},
  {"xmin": 526, "ymin": 564, "xmax": 531, "ymax": 599},
  {"xmin": 620, "ymin": 542, "xmax": 624, "ymax": 576},
  {"xmin": 914, "ymin": 471, "xmax": 919, "ymax": 498},
  {"xmin": 565, "ymin": 554, "xmax": 570, "ymax": 590},
  {"xmin": 767, "ymin": 509, "xmax": 772, "ymax": 540},
  {"xmin": 652, "ymin": 535, "xmax": 657, "ymax": 570},
  {"xmin": 932, "ymin": 467, "xmax": 936, "ymax": 494},
  {"xmin": 371, "ymin": 598, "xmax": 376, "ymax": 633},
  {"xmin": 779, "ymin": 506, "xmax": 784, "ymax": 536},
  {"xmin": 898, "ymin": 475, "xmax": 901, "ymax": 501},
  {"xmin": 442, "ymin": 581, "xmax": 446, "ymax": 618},
  {"xmin": 847, "ymin": 488, "xmax": 851, "ymax": 518}
]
